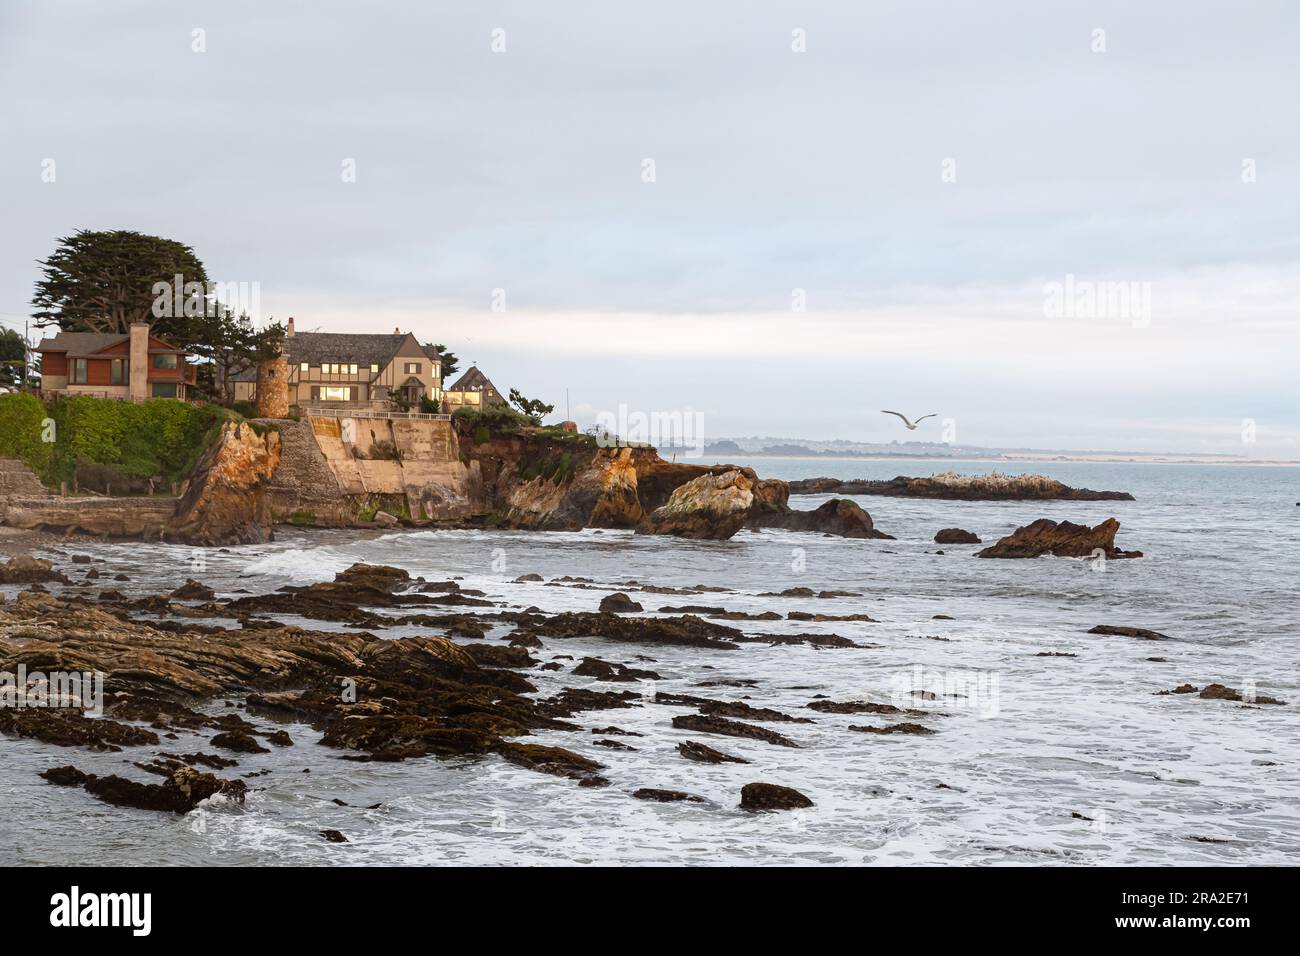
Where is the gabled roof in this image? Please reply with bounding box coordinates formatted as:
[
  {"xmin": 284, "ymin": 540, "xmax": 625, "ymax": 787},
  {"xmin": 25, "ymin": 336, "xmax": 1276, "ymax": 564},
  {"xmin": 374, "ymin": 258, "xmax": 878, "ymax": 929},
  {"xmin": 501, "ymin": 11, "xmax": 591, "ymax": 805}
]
[
  {"xmin": 447, "ymin": 366, "xmax": 498, "ymax": 393},
  {"xmin": 286, "ymin": 332, "xmax": 411, "ymax": 372},
  {"xmin": 36, "ymin": 329, "xmax": 188, "ymax": 356},
  {"xmin": 36, "ymin": 331, "xmax": 128, "ymax": 354}
]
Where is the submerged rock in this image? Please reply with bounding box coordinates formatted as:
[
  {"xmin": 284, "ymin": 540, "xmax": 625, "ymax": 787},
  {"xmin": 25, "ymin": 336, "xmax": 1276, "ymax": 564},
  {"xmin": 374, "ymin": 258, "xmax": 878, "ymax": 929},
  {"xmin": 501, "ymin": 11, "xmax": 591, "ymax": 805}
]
[
  {"xmin": 678, "ymin": 740, "xmax": 749, "ymax": 764},
  {"xmin": 976, "ymin": 518, "xmax": 1142, "ymax": 559},
  {"xmin": 671, "ymin": 713, "xmax": 799, "ymax": 747},
  {"xmin": 739, "ymin": 782, "xmax": 813, "ymax": 812},
  {"xmin": 633, "ymin": 788, "xmax": 706, "ymax": 803},
  {"xmin": 40, "ymin": 764, "xmax": 247, "ymax": 814},
  {"xmin": 1088, "ymin": 625, "xmax": 1169, "ymax": 640}
]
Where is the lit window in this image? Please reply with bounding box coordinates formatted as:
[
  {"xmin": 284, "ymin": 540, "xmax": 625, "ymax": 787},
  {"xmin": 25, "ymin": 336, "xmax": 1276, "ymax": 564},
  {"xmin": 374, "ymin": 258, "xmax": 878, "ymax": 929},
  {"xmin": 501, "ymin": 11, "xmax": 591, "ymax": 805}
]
[
  {"xmin": 404, "ymin": 362, "xmax": 422, "ymax": 374},
  {"xmin": 370, "ymin": 364, "xmax": 379, "ymax": 373},
  {"xmin": 349, "ymin": 363, "xmax": 358, "ymax": 374},
  {"xmin": 321, "ymin": 386, "xmax": 352, "ymax": 401},
  {"xmin": 300, "ymin": 362, "xmax": 309, "ymax": 372}
]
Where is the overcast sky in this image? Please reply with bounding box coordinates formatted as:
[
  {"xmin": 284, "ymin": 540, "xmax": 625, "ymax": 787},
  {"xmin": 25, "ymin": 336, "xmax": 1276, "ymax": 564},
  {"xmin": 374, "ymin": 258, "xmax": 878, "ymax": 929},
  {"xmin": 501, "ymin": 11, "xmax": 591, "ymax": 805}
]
[{"xmin": 2, "ymin": 0, "xmax": 1297, "ymax": 454}]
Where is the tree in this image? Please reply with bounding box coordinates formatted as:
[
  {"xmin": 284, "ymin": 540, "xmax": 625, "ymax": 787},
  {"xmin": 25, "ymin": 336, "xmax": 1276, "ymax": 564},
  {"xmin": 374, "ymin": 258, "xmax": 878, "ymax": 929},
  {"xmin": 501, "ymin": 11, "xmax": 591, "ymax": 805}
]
[
  {"xmin": 0, "ymin": 328, "xmax": 26, "ymax": 387},
  {"xmin": 201, "ymin": 310, "xmax": 286, "ymax": 404},
  {"xmin": 431, "ymin": 344, "xmax": 458, "ymax": 380},
  {"xmin": 508, "ymin": 388, "xmax": 554, "ymax": 423},
  {"xmin": 32, "ymin": 230, "xmax": 209, "ymax": 338}
]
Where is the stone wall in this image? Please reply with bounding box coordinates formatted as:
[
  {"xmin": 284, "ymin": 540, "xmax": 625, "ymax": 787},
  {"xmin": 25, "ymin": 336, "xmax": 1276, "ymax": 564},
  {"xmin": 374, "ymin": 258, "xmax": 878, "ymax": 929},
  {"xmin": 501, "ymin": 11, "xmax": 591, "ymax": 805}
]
[{"xmin": 256, "ymin": 356, "xmax": 290, "ymax": 419}]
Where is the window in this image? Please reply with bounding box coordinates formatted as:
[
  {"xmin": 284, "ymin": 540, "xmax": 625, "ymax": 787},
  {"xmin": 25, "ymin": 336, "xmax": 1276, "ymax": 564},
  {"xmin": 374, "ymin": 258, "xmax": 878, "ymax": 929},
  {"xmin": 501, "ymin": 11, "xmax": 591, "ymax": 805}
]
[
  {"xmin": 432, "ymin": 363, "xmax": 441, "ymax": 379},
  {"xmin": 151, "ymin": 383, "xmax": 177, "ymax": 398},
  {"xmin": 349, "ymin": 363, "xmax": 358, "ymax": 374},
  {"xmin": 320, "ymin": 386, "xmax": 352, "ymax": 402},
  {"xmin": 404, "ymin": 362, "xmax": 422, "ymax": 374},
  {"xmin": 153, "ymin": 353, "xmax": 178, "ymax": 369},
  {"xmin": 370, "ymin": 364, "xmax": 379, "ymax": 373},
  {"xmin": 70, "ymin": 359, "xmax": 88, "ymax": 384},
  {"xmin": 300, "ymin": 362, "xmax": 309, "ymax": 372},
  {"xmin": 110, "ymin": 359, "xmax": 128, "ymax": 385}
]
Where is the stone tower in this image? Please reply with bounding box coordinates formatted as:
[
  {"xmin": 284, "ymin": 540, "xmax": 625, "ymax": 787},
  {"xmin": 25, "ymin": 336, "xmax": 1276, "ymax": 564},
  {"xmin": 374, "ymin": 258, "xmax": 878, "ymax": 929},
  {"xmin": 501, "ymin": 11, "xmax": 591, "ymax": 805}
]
[{"xmin": 256, "ymin": 353, "xmax": 290, "ymax": 419}]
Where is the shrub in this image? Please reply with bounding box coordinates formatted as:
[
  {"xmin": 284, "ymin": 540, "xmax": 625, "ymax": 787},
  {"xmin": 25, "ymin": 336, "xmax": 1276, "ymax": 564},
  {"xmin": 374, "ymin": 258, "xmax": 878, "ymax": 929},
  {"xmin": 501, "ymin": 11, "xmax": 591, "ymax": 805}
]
[{"xmin": 0, "ymin": 393, "xmax": 55, "ymax": 476}]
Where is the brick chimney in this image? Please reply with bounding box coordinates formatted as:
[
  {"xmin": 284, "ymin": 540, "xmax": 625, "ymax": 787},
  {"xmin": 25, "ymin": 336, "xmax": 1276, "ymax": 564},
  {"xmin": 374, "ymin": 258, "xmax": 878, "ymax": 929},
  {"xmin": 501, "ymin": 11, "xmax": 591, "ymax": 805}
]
[
  {"xmin": 128, "ymin": 323, "xmax": 149, "ymax": 401},
  {"xmin": 286, "ymin": 316, "xmax": 295, "ymax": 337}
]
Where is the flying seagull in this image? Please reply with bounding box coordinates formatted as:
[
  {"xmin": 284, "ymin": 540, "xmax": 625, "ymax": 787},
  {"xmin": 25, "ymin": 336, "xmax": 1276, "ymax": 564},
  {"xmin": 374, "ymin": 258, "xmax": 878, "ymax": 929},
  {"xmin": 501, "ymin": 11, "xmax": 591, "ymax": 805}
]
[{"xmin": 881, "ymin": 410, "xmax": 937, "ymax": 430}]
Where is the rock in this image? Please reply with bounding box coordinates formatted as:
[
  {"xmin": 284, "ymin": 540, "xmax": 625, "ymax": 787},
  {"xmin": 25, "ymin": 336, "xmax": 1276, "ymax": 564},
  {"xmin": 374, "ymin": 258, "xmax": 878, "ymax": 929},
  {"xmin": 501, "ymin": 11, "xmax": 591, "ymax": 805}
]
[
  {"xmin": 976, "ymin": 518, "xmax": 1142, "ymax": 559},
  {"xmin": 671, "ymin": 713, "xmax": 799, "ymax": 747},
  {"xmin": 598, "ymin": 592, "xmax": 643, "ymax": 614},
  {"xmin": 678, "ymin": 740, "xmax": 749, "ymax": 764},
  {"xmin": 534, "ymin": 612, "xmax": 743, "ymax": 650},
  {"xmin": 264, "ymin": 730, "xmax": 294, "ymax": 746},
  {"xmin": 372, "ymin": 511, "xmax": 400, "ymax": 528},
  {"xmin": 170, "ymin": 579, "xmax": 216, "ymax": 601},
  {"xmin": 633, "ymin": 788, "xmax": 706, "ymax": 803},
  {"xmin": 806, "ymin": 699, "xmax": 914, "ymax": 716},
  {"xmin": 934, "ymin": 528, "xmax": 981, "ymax": 544},
  {"xmin": 1197, "ymin": 683, "xmax": 1285, "ymax": 705},
  {"xmin": 749, "ymin": 498, "xmax": 893, "ymax": 539},
  {"xmin": 514, "ymin": 573, "xmax": 544, "ymax": 582},
  {"xmin": 572, "ymin": 657, "xmax": 660, "ymax": 681},
  {"xmin": 790, "ymin": 472, "xmax": 1134, "ymax": 501},
  {"xmin": 169, "ymin": 421, "xmax": 282, "ymax": 546},
  {"xmin": 39, "ymin": 764, "xmax": 247, "ymax": 814},
  {"xmin": 210, "ymin": 731, "xmax": 270, "ymax": 754},
  {"xmin": 495, "ymin": 742, "xmax": 606, "ymax": 784},
  {"xmin": 0, "ymin": 556, "xmax": 71, "ymax": 585},
  {"xmin": 70, "ymin": 554, "xmax": 92, "ymax": 564},
  {"xmin": 334, "ymin": 563, "xmax": 411, "ymax": 592},
  {"xmin": 319, "ymin": 829, "xmax": 348, "ymax": 843},
  {"xmin": 849, "ymin": 722, "xmax": 934, "ymax": 735},
  {"xmin": 1088, "ymin": 625, "xmax": 1168, "ymax": 640},
  {"xmin": 739, "ymin": 782, "xmax": 813, "ymax": 812},
  {"xmin": 638, "ymin": 469, "xmax": 755, "ymax": 540}
]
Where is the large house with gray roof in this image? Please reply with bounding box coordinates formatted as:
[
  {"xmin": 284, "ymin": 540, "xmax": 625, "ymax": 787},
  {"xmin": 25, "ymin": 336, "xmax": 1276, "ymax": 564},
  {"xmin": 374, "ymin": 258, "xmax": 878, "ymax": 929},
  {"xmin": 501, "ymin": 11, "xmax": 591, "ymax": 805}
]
[{"xmin": 230, "ymin": 318, "xmax": 444, "ymax": 410}]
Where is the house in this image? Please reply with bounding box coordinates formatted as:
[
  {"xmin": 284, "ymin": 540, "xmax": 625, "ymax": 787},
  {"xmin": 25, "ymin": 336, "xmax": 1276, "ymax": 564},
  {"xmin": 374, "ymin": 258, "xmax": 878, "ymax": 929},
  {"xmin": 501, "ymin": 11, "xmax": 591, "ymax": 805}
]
[
  {"xmin": 444, "ymin": 365, "xmax": 505, "ymax": 411},
  {"xmin": 36, "ymin": 323, "xmax": 195, "ymax": 400},
  {"xmin": 229, "ymin": 318, "xmax": 443, "ymax": 410}
]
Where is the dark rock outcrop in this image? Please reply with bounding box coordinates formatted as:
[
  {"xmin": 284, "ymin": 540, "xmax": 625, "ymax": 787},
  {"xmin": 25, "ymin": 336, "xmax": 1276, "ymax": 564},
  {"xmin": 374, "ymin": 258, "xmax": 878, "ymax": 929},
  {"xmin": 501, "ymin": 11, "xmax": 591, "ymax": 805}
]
[
  {"xmin": 0, "ymin": 556, "xmax": 70, "ymax": 584},
  {"xmin": 40, "ymin": 764, "xmax": 248, "ymax": 814},
  {"xmin": 598, "ymin": 592, "xmax": 643, "ymax": 614},
  {"xmin": 977, "ymin": 518, "xmax": 1142, "ymax": 559},
  {"xmin": 1088, "ymin": 625, "xmax": 1168, "ymax": 641},
  {"xmin": 934, "ymin": 528, "xmax": 980, "ymax": 544},
  {"xmin": 749, "ymin": 498, "xmax": 893, "ymax": 539},
  {"xmin": 789, "ymin": 472, "xmax": 1133, "ymax": 501},
  {"xmin": 739, "ymin": 782, "xmax": 813, "ymax": 812}
]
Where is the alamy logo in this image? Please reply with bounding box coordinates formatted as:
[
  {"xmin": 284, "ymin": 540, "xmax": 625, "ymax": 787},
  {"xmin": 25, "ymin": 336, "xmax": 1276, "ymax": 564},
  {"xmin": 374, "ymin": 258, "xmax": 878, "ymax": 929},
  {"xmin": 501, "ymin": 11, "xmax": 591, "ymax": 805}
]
[
  {"xmin": 1, "ymin": 666, "xmax": 103, "ymax": 717},
  {"xmin": 1042, "ymin": 273, "xmax": 1152, "ymax": 328},
  {"xmin": 593, "ymin": 404, "xmax": 706, "ymax": 458},
  {"xmin": 49, "ymin": 886, "xmax": 151, "ymax": 936}
]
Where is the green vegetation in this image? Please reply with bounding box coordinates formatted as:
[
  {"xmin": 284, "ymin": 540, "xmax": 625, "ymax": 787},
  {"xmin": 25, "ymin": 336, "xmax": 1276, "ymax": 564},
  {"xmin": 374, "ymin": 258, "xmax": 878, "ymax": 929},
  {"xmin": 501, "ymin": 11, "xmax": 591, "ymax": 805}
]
[
  {"xmin": 0, "ymin": 392, "xmax": 234, "ymax": 492},
  {"xmin": 0, "ymin": 393, "xmax": 55, "ymax": 476},
  {"xmin": 287, "ymin": 510, "xmax": 318, "ymax": 526},
  {"xmin": 0, "ymin": 328, "xmax": 26, "ymax": 387},
  {"xmin": 507, "ymin": 388, "xmax": 554, "ymax": 423},
  {"xmin": 454, "ymin": 402, "xmax": 535, "ymax": 439},
  {"xmin": 517, "ymin": 450, "xmax": 578, "ymax": 486}
]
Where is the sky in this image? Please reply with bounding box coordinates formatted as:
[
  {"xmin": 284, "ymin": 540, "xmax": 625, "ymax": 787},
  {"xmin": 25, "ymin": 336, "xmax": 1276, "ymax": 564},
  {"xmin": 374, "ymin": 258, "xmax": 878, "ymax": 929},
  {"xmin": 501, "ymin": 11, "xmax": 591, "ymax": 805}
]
[{"xmin": 1, "ymin": 0, "xmax": 1297, "ymax": 455}]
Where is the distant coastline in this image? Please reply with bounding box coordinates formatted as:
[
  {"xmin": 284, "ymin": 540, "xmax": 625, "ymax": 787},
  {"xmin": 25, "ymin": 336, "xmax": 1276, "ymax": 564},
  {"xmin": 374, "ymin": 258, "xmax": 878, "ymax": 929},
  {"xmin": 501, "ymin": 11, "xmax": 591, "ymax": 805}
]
[{"xmin": 670, "ymin": 451, "xmax": 1300, "ymax": 467}]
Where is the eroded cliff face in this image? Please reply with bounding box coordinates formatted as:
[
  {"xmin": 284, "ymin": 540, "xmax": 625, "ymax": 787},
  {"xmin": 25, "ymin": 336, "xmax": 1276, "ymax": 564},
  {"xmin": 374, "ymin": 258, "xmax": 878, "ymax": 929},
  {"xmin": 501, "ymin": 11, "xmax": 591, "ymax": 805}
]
[
  {"xmin": 169, "ymin": 421, "xmax": 282, "ymax": 545},
  {"xmin": 262, "ymin": 417, "xmax": 790, "ymax": 536}
]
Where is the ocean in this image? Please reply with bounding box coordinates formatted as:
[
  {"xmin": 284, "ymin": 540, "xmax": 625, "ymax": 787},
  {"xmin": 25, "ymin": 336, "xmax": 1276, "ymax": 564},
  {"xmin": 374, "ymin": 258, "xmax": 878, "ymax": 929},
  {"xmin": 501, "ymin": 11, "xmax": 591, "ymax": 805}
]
[{"xmin": 3, "ymin": 459, "xmax": 1297, "ymax": 865}]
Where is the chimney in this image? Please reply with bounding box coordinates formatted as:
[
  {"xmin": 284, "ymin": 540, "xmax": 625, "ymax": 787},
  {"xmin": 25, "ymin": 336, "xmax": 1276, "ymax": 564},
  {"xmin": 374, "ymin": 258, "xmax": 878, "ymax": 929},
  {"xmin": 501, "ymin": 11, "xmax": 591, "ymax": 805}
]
[
  {"xmin": 393, "ymin": 326, "xmax": 401, "ymax": 334},
  {"xmin": 128, "ymin": 323, "xmax": 149, "ymax": 401},
  {"xmin": 286, "ymin": 316, "xmax": 295, "ymax": 337}
]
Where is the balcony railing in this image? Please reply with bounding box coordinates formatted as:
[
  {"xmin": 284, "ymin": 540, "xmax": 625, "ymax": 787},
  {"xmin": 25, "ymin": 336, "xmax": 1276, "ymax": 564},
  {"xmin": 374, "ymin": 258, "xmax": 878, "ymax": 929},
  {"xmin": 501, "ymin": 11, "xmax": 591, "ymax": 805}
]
[{"xmin": 300, "ymin": 405, "xmax": 451, "ymax": 421}]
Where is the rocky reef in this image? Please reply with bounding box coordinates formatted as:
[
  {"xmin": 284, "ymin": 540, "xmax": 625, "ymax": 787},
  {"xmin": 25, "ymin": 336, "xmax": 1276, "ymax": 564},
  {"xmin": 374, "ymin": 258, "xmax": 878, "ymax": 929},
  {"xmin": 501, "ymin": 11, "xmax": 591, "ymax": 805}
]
[
  {"xmin": 749, "ymin": 498, "xmax": 893, "ymax": 539},
  {"xmin": 976, "ymin": 518, "xmax": 1142, "ymax": 559},
  {"xmin": 789, "ymin": 471, "xmax": 1134, "ymax": 501}
]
